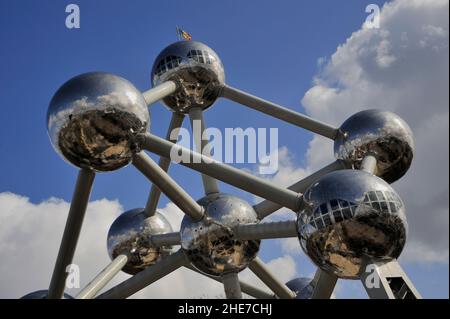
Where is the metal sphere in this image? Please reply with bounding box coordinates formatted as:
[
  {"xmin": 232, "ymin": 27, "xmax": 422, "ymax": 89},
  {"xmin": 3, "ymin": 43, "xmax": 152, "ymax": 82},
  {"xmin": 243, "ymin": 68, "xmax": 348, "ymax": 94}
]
[
  {"xmin": 151, "ymin": 41, "xmax": 225, "ymax": 113},
  {"xmin": 107, "ymin": 208, "xmax": 173, "ymax": 275},
  {"xmin": 334, "ymin": 109, "xmax": 414, "ymax": 183},
  {"xmin": 297, "ymin": 169, "xmax": 407, "ymax": 279},
  {"xmin": 180, "ymin": 193, "xmax": 260, "ymax": 277},
  {"xmin": 20, "ymin": 290, "xmax": 73, "ymax": 299},
  {"xmin": 285, "ymin": 277, "xmax": 315, "ymax": 299},
  {"xmin": 47, "ymin": 72, "xmax": 149, "ymax": 172}
]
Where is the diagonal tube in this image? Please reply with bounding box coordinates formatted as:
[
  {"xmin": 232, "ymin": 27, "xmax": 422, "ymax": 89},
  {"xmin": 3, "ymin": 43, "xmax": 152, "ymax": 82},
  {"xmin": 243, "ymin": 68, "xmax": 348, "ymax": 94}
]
[
  {"xmin": 96, "ymin": 250, "xmax": 187, "ymax": 299},
  {"xmin": 142, "ymin": 81, "xmax": 178, "ymax": 106},
  {"xmin": 253, "ymin": 160, "xmax": 348, "ymax": 220},
  {"xmin": 133, "ymin": 152, "xmax": 204, "ymax": 221},
  {"xmin": 76, "ymin": 255, "xmax": 128, "ymax": 299},
  {"xmin": 248, "ymin": 257, "xmax": 295, "ymax": 299},
  {"xmin": 138, "ymin": 133, "xmax": 301, "ymax": 211},
  {"xmin": 47, "ymin": 169, "xmax": 95, "ymax": 299},
  {"xmin": 220, "ymin": 85, "xmax": 339, "ymax": 140},
  {"xmin": 145, "ymin": 112, "xmax": 185, "ymax": 216}
]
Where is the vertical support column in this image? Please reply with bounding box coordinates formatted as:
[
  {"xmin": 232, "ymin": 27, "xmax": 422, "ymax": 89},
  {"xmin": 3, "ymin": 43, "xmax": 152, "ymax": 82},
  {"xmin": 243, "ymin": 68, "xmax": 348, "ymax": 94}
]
[
  {"xmin": 145, "ymin": 112, "xmax": 185, "ymax": 216},
  {"xmin": 360, "ymin": 259, "xmax": 422, "ymax": 299},
  {"xmin": 48, "ymin": 169, "xmax": 95, "ymax": 299},
  {"xmin": 188, "ymin": 107, "xmax": 220, "ymax": 195},
  {"xmin": 311, "ymin": 268, "xmax": 338, "ymax": 299},
  {"xmin": 222, "ymin": 272, "xmax": 243, "ymax": 299}
]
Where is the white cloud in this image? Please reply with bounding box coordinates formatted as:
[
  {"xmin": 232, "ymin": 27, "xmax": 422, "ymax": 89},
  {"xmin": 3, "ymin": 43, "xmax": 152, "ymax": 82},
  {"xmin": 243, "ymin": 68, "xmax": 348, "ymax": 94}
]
[
  {"xmin": 0, "ymin": 192, "xmax": 294, "ymax": 299},
  {"xmin": 301, "ymin": 0, "xmax": 449, "ymax": 264}
]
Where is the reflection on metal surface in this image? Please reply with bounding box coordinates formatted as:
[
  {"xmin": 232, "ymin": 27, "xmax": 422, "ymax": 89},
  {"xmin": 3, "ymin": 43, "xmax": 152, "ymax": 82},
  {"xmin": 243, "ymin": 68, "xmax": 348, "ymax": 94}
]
[
  {"xmin": 107, "ymin": 208, "xmax": 173, "ymax": 275},
  {"xmin": 297, "ymin": 170, "xmax": 407, "ymax": 279},
  {"xmin": 285, "ymin": 277, "xmax": 315, "ymax": 299},
  {"xmin": 180, "ymin": 193, "xmax": 260, "ymax": 277},
  {"xmin": 334, "ymin": 110, "xmax": 414, "ymax": 183},
  {"xmin": 47, "ymin": 72, "xmax": 149, "ymax": 172},
  {"xmin": 151, "ymin": 41, "xmax": 225, "ymax": 113},
  {"xmin": 21, "ymin": 290, "xmax": 73, "ymax": 299}
]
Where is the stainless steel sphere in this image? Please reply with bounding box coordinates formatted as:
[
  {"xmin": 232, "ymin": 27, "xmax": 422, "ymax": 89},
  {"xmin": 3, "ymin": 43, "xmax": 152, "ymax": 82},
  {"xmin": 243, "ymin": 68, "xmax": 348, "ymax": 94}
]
[
  {"xmin": 285, "ymin": 277, "xmax": 315, "ymax": 299},
  {"xmin": 180, "ymin": 193, "xmax": 260, "ymax": 277},
  {"xmin": 47, "ymin": 72, "xmax": 149, "ymax": 172},
  {"xmin": 20, "ymin": 290, "xmax": 73, "ymax": 299},
  {"xmin": 297, "ymin": 169, "xmax": 407, "ymax": 279},
  {"xmin": 107, "ymin": 208, "xmax": 173, "ymax": 275},
  {"xmin": 334, "ymin": 109, "xmax": 414, "ymax": 183},
  {"xmin": 151, "ymin": 41, "xmax": 225, "ymax": 113}
]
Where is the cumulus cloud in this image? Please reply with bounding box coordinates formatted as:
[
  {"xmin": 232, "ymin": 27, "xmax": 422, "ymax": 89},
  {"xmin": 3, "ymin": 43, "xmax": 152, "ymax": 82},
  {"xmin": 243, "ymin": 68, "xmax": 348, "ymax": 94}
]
[
  {"xmin": 0, "ymin": 192, "xmax": 298, "ymax": 299},
  {"xmin": 301, "ymin": 0, "xmax": 449, "ymax": 263}
]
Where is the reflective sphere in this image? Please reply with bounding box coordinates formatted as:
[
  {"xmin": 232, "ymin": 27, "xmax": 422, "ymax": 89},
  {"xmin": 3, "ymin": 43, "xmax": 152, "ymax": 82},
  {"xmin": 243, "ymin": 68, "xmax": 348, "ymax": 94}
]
[
  {"xmin": 151, "ymin": 41, "xmax": 225, "ymax": 113},
  {"xmin": 334, "ymin": 110, "xmax": 414, "ymax": 183},
  {"xmin": 20, "ymin": 290, "xmax": 73, "ymax": 299},
  {"xmin": 180, "ymin": 193, "xmax": 260, "ymax": 276},
  {"xmin": 47, "ymin": 72, "xmax": 149, "ymax": 172},
  {"xmin": 298, "ymin": 169, "xmax": 407, "ymax": 279},
  {"xmin": 285, "ymin": 277, "xmax": 315, "ymax": 299},
  {"xmin": 107, "ymin": 208, "xmax": 173, "ymax": 275}
]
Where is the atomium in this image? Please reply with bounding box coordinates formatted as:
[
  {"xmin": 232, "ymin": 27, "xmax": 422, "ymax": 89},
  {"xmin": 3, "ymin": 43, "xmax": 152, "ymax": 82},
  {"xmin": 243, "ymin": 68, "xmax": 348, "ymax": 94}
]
[
  {"xmin": 180, "ymin": 193, "xmax": 260, "ymax": 277},
  {"xmin": 334, "ymin": 109, "xmax": 414, "ymax": 183},
  {"xmin": 32, "ymin": 39, "xmax": 421, "ymax": 300},
  {"xmin": 47, "ymin": 72, "xmax": 149, "ymax": 172},
  {"xmin": 297, "ymin": 169, "xmax": 407, "ymax": 279},
  {"xmin": 107, "ymin": 208, "xmax": 173, "ymax": 275},
  {"xmin": 151, "ymin": 41, "xmax": 225, "ymax": 113}
]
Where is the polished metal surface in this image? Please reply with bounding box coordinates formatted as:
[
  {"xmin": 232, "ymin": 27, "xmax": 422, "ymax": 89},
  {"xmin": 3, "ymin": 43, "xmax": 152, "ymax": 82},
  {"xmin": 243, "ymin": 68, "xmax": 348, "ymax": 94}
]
[
  {"xmin": 47, "ymin": 72, "xmax": 149, "ymax": 171},
  {"xmin": 180, "ymin": 193, "xmax": 260, "ymax": 277},
  {"xmin": 151, "ymin": 41, "xmax": 225, "ymax": 113},
  {"xmin": 285, "ymin": 277, "xmax": 315, "ymax": 299},
  {"xmin": 107, "ymin": 208, "xmax": 173, "ymax": 275},
  {"xmin": 21, "ymin": 290, "xmax": 73, "ymax": 299},
  {"xmin": 297, "ymin": 169, "xmax": 407, "ymax": 279},
  {"xmin": 334, "ymin": 110, "xmax": 414, "ymax": 183}
]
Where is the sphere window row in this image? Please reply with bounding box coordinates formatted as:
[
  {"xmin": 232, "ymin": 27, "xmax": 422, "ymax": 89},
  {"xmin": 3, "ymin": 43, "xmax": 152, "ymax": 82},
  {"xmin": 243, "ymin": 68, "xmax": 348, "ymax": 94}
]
[
  {"xmin": 305, "ymin": 190, "xmax": 403, "ymax": 231},
  {"xmin": 187, "ymin": 49, "xmax": 214, "ymax": 64},
  {"xmin": 155, "ymin": 55, "xmax": 182, "ymax": 77}
]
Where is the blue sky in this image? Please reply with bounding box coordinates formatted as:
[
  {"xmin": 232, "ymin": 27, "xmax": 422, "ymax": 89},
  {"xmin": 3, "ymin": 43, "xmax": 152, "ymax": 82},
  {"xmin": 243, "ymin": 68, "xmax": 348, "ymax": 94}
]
[{"xmin": 0, "ymin": 0, "xmax": 448, "ymax": 298}]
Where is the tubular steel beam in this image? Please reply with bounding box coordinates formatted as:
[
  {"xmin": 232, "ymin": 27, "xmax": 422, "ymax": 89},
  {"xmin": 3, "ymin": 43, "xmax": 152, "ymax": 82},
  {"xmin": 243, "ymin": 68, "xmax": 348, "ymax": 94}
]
[
  {"xmin": 150, "ymin": 232, "xmax": 181, "ymax": 247},
  {"xmin": 145, "ymin": 112, "xmax": 185, "ymax": 216},
  {"xmin": 76, "ymin": 255, "xmax": 128, "ymax": 299},
  {"xmin": 248, "ymin": 257, "xmax": 295, "ymax": 299},
  {"xmin": 97, "ymin": 250, "xmax": 187, "ymax": 299},
  {"xmin": 185, "ymin": 265, "xmax": 275, "ymax": 299},
  {"xmin": 311, "ymin": 268, "xmax": 338, "ymax": 299},
  {"xmin": 139, "ymin": 133, "xmax": 301, "ymax": 211},
  {"xmin": 47, "ymin": 169, "xmax": 95, "ymax": 299},
  {"xmin": 142, "ymin": 81, "xmax": 178, "ymax": 106},
  {"xmin": 220, "ymin": 85, "xmax": 339, "ymax": 140},
  {"xmin": 133, "ymin": 152, "xmax": 204, "ymax": 221},
  {"xmin": 222, "ymin": 272, "xmax": 243, "ymax": 299},
  {"xmin": 360, "ymin": 154, "xmax": 377, "ymax": 174},
  {"xmin": 254, "ymin": 160, "xmax": 348, "ymax": 219},
  {"xmin": 233, "ymin": 220, "xmax": 298, "ymax": 240},
  {"xmin": 189, "ymin": 107, "xmax": 220, "ymax": 195}
]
